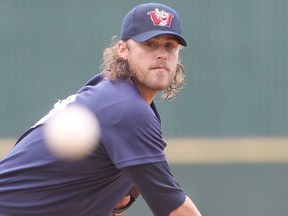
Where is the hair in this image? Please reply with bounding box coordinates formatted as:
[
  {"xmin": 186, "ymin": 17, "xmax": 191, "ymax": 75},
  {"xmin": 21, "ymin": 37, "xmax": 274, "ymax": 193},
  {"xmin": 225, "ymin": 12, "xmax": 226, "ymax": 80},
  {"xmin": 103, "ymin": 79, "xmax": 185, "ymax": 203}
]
[{"xmin": 101, "ymin": 36, "xmax": 185, "ymax": 100}]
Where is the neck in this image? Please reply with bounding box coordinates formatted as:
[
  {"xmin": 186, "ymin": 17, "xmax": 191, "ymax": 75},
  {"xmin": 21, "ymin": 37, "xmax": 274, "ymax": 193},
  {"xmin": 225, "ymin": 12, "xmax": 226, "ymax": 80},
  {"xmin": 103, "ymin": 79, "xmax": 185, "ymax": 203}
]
[
  {"xmin": 141, "ymin": 91, "xmax": 158, "ymax": 105},
  {"xmin": 135, "ymin": 84, "xmax": 158, "ymax": 105}
]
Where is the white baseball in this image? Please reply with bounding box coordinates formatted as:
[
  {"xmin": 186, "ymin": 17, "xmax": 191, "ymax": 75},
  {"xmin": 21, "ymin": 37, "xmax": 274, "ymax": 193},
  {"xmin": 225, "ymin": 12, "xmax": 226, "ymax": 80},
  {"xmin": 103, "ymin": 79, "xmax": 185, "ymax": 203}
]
[{"xmin": 44, "ymin": 104, "xmax": 100, "ymax": 161}]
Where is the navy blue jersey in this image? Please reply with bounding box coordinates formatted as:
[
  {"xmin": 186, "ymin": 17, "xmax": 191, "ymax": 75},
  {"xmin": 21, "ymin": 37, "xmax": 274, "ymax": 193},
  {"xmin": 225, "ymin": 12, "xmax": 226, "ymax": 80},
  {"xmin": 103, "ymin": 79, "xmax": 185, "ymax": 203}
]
[{"xmin": 0, "ymin": 73, "xmax": 186, "ymax": 216}]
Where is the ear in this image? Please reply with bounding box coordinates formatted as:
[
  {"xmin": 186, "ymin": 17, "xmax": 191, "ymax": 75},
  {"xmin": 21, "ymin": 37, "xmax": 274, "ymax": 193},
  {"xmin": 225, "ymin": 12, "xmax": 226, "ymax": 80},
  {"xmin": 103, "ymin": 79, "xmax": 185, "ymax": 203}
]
[{"xmin": 117, "ymin": 41, "xmax": 128, "ymax": 60}]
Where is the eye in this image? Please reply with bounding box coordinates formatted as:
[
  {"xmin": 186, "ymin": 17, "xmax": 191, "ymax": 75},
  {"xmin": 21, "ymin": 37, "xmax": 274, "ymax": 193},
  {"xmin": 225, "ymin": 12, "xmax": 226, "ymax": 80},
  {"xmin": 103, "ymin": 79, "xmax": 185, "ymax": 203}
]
[
  {"xmin": 166, "ymin": 42, "xmax": 177, "ymax": 49},
  {"xmin": 146, "ymin": 41, "xmax": 156, "ymax": 47},
  {"xmin": 166, "ymin": 43, "xmax": 174, "ymax": 48}
]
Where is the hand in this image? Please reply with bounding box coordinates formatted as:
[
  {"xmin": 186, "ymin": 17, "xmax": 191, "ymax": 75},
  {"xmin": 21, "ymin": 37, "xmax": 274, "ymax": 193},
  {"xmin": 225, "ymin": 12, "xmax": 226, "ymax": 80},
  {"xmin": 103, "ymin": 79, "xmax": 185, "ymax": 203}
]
[
  {"xmin": 110, "ymin": 186, "xmax": 140, "ymax": 216},
  {"xmin": 115, "ymin": 195, "xmax": 131, "ymax": 209}
]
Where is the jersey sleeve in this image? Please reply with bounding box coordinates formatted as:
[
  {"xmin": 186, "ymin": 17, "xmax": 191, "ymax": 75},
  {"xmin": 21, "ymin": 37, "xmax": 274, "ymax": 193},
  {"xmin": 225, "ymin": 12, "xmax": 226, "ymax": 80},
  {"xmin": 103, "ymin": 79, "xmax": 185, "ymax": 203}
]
[
  {"xmin": 99, "ymin": 99, "xmax": 167, "ymax": 169},
  {"xmin": 123, "ymin": 161, "xmax": 187, "ymax": 216}
]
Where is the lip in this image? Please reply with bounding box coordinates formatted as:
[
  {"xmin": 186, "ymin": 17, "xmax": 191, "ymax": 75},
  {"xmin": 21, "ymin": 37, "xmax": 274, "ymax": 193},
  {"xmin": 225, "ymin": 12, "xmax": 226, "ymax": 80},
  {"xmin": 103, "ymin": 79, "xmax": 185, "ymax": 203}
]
[{"xmin": 151, "ymin": 66, "xmax": 169, "ymax": 71}]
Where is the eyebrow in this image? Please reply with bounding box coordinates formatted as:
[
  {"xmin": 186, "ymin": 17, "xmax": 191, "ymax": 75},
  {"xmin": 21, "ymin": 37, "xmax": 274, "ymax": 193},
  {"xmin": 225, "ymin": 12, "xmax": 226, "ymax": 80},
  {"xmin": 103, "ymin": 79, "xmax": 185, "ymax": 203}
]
[
  {"xmin": 153, "ymin": 35, "xmax": 177, "ymax": 40},
  {"xmin": 165, "ymin": 35, "xmax": 178, "ymax": 40}
]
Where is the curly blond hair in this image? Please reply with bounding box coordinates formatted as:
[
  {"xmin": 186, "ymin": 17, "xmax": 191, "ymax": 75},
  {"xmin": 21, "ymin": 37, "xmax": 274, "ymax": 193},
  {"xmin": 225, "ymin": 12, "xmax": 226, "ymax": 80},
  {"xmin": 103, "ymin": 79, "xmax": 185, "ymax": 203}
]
[{"xmin": 101, "ymin": 36, "xmax": 185, "ymax": 100}]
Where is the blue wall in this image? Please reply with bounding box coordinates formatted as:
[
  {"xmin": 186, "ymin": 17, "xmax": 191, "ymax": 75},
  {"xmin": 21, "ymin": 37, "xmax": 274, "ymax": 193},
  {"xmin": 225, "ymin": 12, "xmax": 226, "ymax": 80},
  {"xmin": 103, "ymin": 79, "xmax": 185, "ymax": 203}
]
[
  {"xmin": 1, "ymin": 1, "xmax": 288, "ymax": 215},
  {"xmin": 1, "ymin": 0, "xmax": 288, "ymax": 137}
]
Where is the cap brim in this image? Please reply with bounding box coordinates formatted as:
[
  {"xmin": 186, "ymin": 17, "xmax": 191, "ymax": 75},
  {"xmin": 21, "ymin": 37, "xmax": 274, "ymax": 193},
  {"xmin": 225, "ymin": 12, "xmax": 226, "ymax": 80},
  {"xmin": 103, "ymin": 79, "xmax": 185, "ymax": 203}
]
[{"xmin": 131, "ymin": 30, "xmax": 187, "ymax": 46}]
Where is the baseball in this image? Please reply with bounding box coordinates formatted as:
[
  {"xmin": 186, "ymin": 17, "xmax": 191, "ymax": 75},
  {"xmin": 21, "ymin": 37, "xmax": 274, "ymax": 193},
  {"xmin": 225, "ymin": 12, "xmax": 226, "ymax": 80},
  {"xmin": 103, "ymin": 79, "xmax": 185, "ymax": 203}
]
[{"xmin": 44, "ymin": 104, "xmax": 100, "ymax": 161}]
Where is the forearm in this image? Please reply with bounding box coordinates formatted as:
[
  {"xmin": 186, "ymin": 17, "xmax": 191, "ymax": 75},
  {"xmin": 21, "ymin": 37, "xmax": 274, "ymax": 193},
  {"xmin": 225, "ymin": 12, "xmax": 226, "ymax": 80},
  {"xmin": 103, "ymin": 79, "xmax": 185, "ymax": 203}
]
[
  {"xmin": 170, "ymin": 196, "xmax": 202, "ymax": 216},
  {"xmin": 124, "ymin": 162, "xmax": 201, "ymax": 216}
]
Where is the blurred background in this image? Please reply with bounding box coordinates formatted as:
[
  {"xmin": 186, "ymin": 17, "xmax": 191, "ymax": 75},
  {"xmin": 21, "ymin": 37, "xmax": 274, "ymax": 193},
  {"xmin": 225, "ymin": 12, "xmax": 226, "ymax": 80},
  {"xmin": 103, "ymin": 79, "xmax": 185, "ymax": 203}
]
[{"xmin": 0, "ymin": 0, "xmax": 288, "ymax": 215}]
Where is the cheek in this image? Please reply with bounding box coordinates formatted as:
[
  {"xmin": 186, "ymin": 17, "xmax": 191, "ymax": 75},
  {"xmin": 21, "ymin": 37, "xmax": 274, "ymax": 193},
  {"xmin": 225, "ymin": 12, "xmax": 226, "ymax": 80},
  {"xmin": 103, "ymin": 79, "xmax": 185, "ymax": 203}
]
[
  {"xmin": 128, "ymin": 53, "xmax": 148, "ymax": 70},
  {"xmin": 169, "ymin": 55, "xmax": 179, "ymax": 69},
  {"xmin": 168, "ymin": 49, "xmax": 179, "ymax": 61},
  {"xmin": 174, "ymin": 52, "xmax": 179, "ymax": 63}
]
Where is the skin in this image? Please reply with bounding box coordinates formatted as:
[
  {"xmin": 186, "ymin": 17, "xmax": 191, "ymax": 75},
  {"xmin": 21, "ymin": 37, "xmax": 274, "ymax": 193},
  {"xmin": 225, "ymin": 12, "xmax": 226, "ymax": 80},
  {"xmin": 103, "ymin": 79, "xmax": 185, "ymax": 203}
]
[
  {"xmin": 116, "ymin": 35, "xmax": 202, "ymax": 216},
  {"xmin": 115, "ymin": 195, "xmax": 130, "ymax": 209},
  {"xmin": 118, "ymin": 34, "xmax": 179, "ymax": 104}
]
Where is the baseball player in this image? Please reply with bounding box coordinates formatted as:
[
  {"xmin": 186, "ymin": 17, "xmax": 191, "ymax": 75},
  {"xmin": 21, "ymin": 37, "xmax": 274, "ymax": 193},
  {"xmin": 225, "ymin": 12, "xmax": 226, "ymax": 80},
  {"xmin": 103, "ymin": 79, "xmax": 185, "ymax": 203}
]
[{"xmin": 0, "ymin": 3, "xmax": 202, "ymax": 216}]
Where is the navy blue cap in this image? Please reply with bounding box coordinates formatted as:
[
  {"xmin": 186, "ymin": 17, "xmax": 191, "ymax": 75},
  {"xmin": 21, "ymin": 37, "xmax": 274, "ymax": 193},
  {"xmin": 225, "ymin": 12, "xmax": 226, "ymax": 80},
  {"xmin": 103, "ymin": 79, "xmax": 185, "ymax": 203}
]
[{"xmin": 120, "ymin": 3, "xmax": 187, "ymax": 46}]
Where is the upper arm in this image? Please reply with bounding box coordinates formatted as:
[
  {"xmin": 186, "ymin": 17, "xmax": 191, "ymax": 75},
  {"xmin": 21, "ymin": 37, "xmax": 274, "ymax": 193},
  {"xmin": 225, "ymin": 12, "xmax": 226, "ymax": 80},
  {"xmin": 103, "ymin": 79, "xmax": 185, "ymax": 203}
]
[{"xmin": 99, "ymin": 100, "xmax": 166, "ymax": 169}]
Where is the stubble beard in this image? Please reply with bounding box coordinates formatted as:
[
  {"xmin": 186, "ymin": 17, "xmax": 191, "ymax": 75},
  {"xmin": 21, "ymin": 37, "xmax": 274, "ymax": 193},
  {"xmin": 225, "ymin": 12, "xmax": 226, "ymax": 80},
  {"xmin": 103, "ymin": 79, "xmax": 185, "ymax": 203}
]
[{"xmin": 132, "ymin": 67, "xmax": 175, "ymax": 92}]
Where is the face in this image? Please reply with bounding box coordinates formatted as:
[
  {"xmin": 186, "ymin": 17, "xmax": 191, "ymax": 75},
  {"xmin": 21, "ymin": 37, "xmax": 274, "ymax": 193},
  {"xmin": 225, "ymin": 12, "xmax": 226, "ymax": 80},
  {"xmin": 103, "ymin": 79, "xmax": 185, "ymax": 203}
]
[{"xmin": 118, "ymin": 34, "xmax": 180, "ymax": 100}]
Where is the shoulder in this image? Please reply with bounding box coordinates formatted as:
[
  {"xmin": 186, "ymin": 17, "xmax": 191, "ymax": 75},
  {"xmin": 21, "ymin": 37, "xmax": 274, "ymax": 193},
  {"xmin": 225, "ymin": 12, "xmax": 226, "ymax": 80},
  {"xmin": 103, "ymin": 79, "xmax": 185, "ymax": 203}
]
[
  {"xmin": 77, "ymin": 74, "xmax": 143, "ymax": 108},
  {"xmin": 99, "ymin": 98, "xmax": 159, "ymax": 129},
  {"xmin": 81, "ymin": 73, "xmax": 140, "ymax": 98},
  {"xmin": 76, "ymin": 74, "xmax": 161, "ymax": 126}
]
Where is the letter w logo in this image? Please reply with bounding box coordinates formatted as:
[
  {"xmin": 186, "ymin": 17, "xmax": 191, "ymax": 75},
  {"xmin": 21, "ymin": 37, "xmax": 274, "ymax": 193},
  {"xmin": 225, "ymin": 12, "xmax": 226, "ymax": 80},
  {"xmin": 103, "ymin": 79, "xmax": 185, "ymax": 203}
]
[{"xmin": 147, "ymin": 8, "xmax": 174, "ymax": 27}]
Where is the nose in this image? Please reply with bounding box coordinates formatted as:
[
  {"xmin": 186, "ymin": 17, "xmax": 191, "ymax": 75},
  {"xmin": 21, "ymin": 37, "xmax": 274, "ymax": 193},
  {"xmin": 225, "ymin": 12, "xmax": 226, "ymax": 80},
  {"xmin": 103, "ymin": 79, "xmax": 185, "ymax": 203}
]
[{"xmin": 157, "ymin": 46, "xmax": 168, "ymax": 59}]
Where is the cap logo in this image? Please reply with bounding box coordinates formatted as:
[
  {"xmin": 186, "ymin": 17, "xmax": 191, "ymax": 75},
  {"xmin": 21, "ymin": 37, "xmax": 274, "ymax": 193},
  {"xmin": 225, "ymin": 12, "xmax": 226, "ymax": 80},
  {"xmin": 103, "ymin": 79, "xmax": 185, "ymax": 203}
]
[{"xmin": 147, "ymin": 8, "xmax": 174, "ymax": 27}]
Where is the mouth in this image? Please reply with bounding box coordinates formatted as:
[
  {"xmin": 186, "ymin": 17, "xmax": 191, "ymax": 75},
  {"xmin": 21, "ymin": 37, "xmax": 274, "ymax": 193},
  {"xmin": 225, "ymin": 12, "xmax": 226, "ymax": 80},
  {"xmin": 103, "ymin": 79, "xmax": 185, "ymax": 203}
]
[{"xmin": 150, "ymin": 66, "xmax": 169, "ymax": 72}]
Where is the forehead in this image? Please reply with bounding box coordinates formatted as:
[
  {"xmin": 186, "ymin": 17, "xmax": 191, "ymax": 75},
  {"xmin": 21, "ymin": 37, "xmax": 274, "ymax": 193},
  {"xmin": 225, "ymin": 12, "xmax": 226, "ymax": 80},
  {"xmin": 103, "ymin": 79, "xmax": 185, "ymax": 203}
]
[{"xmin": 147, "ymin": 34, "xmax": 179, "ymax": 42}]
